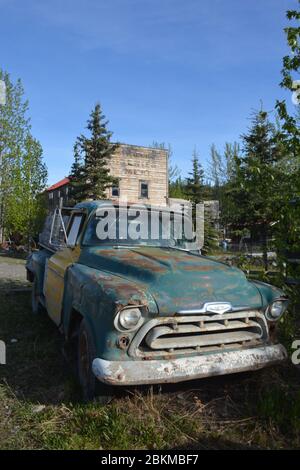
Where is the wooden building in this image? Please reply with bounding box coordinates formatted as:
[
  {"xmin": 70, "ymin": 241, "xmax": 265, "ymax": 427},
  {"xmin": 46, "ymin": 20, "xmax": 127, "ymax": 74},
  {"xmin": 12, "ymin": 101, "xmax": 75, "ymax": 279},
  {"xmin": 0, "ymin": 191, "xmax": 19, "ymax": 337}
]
[{"xmin": 46, "ymin": 143, "xmax": 168, "ymax": 209}]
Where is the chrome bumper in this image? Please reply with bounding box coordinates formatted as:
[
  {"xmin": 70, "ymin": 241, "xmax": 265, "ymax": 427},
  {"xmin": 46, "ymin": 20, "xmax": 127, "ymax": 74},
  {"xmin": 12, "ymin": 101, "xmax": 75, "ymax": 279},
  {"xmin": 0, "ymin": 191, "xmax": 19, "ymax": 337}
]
[{"xmin": 92, "ymin": 344, "xmax": 287, "ymax": 386}]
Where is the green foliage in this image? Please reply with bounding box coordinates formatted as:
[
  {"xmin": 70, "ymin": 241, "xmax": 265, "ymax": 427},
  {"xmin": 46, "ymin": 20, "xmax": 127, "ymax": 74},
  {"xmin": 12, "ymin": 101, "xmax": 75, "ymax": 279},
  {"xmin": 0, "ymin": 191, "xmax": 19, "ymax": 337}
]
[
  {"xmin": 209, "ymin": 142, "xmax": 240, "ymax": 231},
  {"xmin": 185, "ymin": 148, "xmax": 205, "ymax": 205},
  {"xmin": 276, "ymin": 1, "xmax": 300, "ymax": 193},
  {"xmin": 0, "ymin": 69, "xmax": 47, "ymax": 243},
  {"xmin": 275, "ymin": 1, "xmax": 300, "ymax": 311},
  {"xmin": 225, "ymin": 110, "xmax": 286, "ymax": 268},
  {"xmin": 5, "ymin": 136, "xmax": 47, "ymax": 242},
  {"xmin": 276, "ymin": 0, "xmax": 300, "ymax": 194},
  {"xmin": 224, "ymin": 142, "xmax": 240, "ymax": 181},
  {"xmin": 258, "ymin": 385, "xmax": 300, "ymax": 436},
  {"xmin": 70, "ymin": 103, "xmax": 118, "ymax": 203},
  {"xmin": 202, "ymin": 209, "xmax": 219, "ymax": 255},
  {"xmin": 169, "ymin": 176, "xmax": 186, "ymax": 198},
  {"xmin": 68, "ymin": 142, "xmax": 86, "ymax": 205}
]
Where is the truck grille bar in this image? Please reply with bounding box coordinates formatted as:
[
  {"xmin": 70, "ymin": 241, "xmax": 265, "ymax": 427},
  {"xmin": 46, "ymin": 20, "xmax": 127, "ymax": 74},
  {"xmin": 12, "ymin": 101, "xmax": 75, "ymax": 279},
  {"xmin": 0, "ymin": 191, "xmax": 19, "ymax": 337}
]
[{"xmin": 129, "ymin": 310, "xmax": 268, "ymax": 358}]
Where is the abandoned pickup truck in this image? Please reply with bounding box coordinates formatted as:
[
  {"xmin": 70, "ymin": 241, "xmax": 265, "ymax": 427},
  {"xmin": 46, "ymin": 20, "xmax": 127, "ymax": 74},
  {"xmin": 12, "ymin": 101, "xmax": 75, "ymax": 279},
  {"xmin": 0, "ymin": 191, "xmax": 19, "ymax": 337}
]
[{"xmin": 26, "ymin": 201, "xmax": 288, "ymax": 401}]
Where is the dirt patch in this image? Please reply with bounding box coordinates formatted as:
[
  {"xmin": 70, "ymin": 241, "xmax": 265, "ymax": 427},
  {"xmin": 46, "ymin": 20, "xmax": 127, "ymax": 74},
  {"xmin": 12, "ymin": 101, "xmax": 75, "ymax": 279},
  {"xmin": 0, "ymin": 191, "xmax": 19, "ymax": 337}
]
[{"xmin": 0, "ymin": 255, "xmax": 30, "ymax": 290}]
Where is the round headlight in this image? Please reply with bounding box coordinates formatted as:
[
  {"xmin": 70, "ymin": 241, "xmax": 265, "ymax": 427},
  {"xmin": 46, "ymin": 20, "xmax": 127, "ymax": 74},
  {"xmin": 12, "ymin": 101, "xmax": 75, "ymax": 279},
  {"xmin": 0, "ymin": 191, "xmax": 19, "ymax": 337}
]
[
  {"xmin": 119, "ymin": 308, "xmax": 142, "ymax": 330},
  {"xmin": 266, "ymin": 300, "xmax": 287, "ymax": 321}
]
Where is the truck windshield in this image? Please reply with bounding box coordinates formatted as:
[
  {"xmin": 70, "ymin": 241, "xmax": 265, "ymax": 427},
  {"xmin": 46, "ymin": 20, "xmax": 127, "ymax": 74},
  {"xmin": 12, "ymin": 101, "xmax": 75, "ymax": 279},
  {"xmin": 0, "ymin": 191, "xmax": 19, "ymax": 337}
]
[{"xmin": 82, "ymin": 208, "xmax": 196, "ymax": 249}]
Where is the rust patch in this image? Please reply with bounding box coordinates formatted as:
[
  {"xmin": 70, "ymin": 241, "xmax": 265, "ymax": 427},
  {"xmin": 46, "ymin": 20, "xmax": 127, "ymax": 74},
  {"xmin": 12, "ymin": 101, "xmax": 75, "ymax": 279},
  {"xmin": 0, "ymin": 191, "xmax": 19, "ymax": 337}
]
[
  {"xmin": 117, "ymin": 336, "xmax": 130, "ymax": 350},
  {"xmin": 182, "ymin": 264, "xmax": 214, "ymax": 272}
]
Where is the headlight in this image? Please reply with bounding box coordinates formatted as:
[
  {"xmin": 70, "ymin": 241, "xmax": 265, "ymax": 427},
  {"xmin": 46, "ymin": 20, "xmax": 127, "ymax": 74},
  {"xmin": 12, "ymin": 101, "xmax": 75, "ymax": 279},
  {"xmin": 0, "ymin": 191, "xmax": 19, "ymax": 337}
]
[
  {"xmin": 266, "ymin": 299, "xmax": 288, "ymax": 321},
  {"xmin": 118, "ymin": 307, "xmax": 142, "ymax": 331}
]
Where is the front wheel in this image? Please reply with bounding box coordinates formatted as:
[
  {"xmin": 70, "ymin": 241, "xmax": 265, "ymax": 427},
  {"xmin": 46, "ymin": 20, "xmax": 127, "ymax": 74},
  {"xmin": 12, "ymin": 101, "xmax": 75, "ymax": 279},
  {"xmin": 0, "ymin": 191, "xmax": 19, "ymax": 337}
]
[{"xmin": 77, "ymin": 319, "xmax": 113, "ymax": 404}]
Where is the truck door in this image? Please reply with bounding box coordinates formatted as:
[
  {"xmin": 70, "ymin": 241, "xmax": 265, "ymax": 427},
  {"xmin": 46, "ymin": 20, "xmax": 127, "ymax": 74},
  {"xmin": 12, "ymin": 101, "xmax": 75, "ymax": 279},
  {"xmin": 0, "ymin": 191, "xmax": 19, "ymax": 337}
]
[{"xmin": 44, "ymin": 211, "xmax": 85, "ymax": 326}]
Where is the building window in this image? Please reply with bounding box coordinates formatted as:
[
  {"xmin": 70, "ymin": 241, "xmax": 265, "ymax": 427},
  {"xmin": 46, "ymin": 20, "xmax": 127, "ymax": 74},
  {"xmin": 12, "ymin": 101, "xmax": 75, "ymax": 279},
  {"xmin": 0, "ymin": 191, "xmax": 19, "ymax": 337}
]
[
  {"xmin": 140, "ymin": 181, "xmax": 149, "ymax": 199},
  {"xmin": 112, "ymin": 183, "xmax": 120, "ymax": 197},
  {"xmin": 49, "ymin": 192, "xmax": 53, "ymax": 200}
]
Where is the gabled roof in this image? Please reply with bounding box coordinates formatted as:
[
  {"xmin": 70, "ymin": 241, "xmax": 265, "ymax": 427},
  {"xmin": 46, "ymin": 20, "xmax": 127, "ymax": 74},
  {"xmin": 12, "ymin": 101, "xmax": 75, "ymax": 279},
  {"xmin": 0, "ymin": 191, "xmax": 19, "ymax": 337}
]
[{"xmin": 47, "ymin": 177, "xmax": 70, "ymax": 192}]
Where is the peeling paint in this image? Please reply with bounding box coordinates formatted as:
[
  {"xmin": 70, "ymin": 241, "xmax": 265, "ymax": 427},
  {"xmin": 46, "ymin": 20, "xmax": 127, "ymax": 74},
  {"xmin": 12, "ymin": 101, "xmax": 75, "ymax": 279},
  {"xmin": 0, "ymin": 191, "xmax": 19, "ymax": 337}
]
[{"xmin": 92, "ymin": 344, "xmax": 287, "ymax": 385}]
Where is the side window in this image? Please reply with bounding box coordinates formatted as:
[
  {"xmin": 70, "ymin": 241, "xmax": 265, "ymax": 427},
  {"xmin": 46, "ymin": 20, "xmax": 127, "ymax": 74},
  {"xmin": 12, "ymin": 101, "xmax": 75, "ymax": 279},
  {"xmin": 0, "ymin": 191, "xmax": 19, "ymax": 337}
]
[
  {"xmin": 67, "ymin": 214, "xmax": 84, "ymax": 246},
  {"xmin": 45, "ymin": 209, "xmax": 71, "ymax": 250},
  {"xmin": 140, "ymin": 180, "xmax": 149, "ymax": 199}
]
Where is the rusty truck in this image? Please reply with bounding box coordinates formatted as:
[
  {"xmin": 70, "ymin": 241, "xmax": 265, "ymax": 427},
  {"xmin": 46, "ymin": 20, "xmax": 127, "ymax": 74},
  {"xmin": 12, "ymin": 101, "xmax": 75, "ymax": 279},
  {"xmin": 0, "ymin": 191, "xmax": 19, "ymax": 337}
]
[{"xmin": 26, "ymin": 201, "xmax": 288, "ymax": 402}]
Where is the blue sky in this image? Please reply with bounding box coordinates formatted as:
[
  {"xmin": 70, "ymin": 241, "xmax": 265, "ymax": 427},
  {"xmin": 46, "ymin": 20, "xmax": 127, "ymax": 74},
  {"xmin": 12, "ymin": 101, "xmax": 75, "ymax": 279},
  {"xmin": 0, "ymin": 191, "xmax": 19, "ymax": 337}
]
[{"xmin": 0, "ymin": 0, "xmax": 297, "ymax": 184}]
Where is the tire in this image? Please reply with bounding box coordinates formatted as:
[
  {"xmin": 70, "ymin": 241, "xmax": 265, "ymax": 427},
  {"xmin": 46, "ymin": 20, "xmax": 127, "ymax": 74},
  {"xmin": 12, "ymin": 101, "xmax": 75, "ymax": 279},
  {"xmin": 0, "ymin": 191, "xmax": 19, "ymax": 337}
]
[
  {"xmin": 31, "ymin": 277, "xmax": 44, "ymax": 315},
  {"xmin": 77, "ymin": 319, "xmax": 113, "ymax": 404}
]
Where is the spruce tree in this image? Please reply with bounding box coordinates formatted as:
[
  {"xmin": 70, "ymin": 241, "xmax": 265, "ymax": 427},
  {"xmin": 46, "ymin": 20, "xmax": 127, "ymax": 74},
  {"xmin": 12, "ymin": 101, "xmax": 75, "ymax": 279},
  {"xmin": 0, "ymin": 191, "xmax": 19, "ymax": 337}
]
[
  {"xmin": 68, "ymin": 142, "xmax": 85, "ymax": 205},
  {"xmin": 169, "ymin": 176, "xmax": 186, "ymax": 198},
  {"xmin": 185, "ymin": 149, "xmax": 218, "ymax": 254},
  {"xmin": 70, "ymin": 103, "xmax": 118, "ymax": 202},
  {"xmin": 185, "ymin": 148, "xmax": 205, "ymax": 205},
  {"xmin": 202, "ymin": 209, "xmax": 219, "ymax": 255}
]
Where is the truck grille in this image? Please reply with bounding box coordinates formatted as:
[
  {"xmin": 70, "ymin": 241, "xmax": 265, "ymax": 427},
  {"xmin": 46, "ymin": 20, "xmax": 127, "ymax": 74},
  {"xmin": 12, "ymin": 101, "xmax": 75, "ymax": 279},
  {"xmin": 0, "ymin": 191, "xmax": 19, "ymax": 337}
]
[{"xmin": 129, "ymin": 310, "xmax": 268, "ymax": 358}]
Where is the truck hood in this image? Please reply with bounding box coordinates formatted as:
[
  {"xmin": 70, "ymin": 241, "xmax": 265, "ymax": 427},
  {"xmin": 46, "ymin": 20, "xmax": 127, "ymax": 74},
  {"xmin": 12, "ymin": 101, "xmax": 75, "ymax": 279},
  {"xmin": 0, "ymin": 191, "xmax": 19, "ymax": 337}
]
[{"xmin": 79, "ymin": 246, "xmax": 263, "ymax": 314}]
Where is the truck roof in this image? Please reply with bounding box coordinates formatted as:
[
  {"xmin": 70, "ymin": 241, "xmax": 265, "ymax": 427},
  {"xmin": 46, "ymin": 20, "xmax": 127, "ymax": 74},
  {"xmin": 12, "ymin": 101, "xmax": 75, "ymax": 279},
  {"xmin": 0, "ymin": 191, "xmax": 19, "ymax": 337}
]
[{"xmin": 74, "ymin": 200, "xmax": 188, "ymax": 215}]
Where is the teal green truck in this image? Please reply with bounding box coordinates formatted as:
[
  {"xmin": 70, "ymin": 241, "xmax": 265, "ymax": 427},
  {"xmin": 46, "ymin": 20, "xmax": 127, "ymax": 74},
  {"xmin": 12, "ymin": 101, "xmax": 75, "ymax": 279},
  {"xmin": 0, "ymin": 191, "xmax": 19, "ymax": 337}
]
[{"xmin": 26, "ymin": 201, "xmax": 288, "ymax": 401}]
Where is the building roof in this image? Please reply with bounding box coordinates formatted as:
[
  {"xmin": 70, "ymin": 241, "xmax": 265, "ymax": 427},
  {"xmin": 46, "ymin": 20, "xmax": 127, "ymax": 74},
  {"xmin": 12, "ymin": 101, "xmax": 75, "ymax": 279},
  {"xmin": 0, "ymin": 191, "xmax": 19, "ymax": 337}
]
[{"xmin": 47, "ymin": 177, "xmax": 70, "ymax": 192}]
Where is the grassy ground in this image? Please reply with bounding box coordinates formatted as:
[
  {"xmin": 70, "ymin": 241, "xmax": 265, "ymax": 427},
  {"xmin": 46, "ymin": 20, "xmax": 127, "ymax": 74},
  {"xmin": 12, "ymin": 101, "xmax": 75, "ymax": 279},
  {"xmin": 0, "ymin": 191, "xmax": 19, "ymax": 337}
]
[{"xmin": 0, "ymin": 257, "xmax": 300, "ymax": 450}]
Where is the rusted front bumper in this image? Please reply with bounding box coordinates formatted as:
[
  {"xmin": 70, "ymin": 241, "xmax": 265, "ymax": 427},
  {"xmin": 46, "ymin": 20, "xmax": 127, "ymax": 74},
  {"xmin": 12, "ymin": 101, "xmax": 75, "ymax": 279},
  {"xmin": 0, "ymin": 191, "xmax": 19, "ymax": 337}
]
[{"xmin": 92, "ymin": 344, "xmax": 287, "ymax": 386}]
